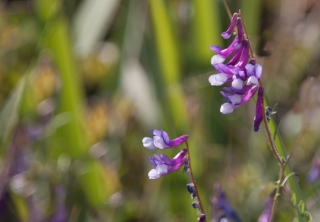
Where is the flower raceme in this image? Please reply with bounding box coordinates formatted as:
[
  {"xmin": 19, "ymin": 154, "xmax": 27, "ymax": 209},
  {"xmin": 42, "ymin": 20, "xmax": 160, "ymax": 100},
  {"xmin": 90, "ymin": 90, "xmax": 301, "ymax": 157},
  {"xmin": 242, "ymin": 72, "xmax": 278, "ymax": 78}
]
[
  {"xmin": 142, "ymin": 129, "xmax": 188, "ymax": 149},
  {"xmin": 208, "ymin": 13, "xmax": 264, "ymax": 131}
]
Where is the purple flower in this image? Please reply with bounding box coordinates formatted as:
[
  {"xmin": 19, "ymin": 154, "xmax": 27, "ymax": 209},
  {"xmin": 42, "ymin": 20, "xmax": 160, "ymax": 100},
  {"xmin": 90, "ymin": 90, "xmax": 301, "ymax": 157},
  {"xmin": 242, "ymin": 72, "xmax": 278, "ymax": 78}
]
[
  {"xmin": 220, "ymin": 85, "xmax": 259, "ymax": 114},
  {"xmin": 142, "ymin": 129, "xmax": 188, "ymax": 150},
  {"xmin": 307, "ymin": 157, "xmax": 320, "ymax": 183},
  {"xmin": 254, "ymin": 87, "xmax": 264, "ymax": 132},
  {"xmin": 258, "ymin": 192, "xmax": 274, "ymax": 222},
  {"xmin": 147, "ymin": 149, "xmax": 187, "ymax": 179},
  {"xmin": 208, "ymin": 12, "xmax": 264, "ymax": 131},
  {"xmin": 211, "ymin": 184, "xmax": 242, "ymax": 222}
]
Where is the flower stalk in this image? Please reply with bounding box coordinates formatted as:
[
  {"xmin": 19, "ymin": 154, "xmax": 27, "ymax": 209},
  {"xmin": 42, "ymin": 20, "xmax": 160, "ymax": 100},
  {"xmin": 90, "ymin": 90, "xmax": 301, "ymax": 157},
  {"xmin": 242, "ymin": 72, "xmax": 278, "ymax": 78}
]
[{"xmin": 185, "ymin": 141, "xmax": 206, "ymax": 220}]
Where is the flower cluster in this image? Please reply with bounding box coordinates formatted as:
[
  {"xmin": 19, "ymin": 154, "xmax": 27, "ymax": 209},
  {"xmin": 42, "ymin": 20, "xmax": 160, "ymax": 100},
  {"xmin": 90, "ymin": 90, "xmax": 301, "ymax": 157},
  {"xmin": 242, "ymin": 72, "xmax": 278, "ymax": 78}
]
[
  {"xmin": 209, "ymin": 13, "xmax": 264, "ymax": 131},
  {"xmin": 142, "ymin": 129, "xmax": 188, "ymax": 179}
]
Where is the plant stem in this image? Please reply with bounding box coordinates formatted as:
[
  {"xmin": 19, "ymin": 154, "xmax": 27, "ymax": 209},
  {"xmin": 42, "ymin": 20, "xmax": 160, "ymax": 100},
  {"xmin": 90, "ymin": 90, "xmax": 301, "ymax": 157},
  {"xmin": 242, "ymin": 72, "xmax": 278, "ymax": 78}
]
[
  {"xmin": 185, "ymin": 141, "xmax": 206, "ymax": 221},
  {"xmin": 270, "ymin": 164, "xmax": 285, "ymax": 222},
  {"xmin": 259, "ymin": 81, "xmax": 283, "ymax": 164}
]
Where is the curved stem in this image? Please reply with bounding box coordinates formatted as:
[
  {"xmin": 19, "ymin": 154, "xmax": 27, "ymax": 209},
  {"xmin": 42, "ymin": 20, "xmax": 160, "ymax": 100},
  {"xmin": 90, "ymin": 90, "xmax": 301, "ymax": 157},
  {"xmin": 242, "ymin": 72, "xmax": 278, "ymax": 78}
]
[
  {"xmin": 185, "ymin": 141, "xmax": 206, "ymax": 221},
  {"xmin": 270, "ymin": 164, "xmax": 285, "ymax": 222},
  {"xmin": 259, "ymin": 80, "xmax": 283, "ymax": 164}
]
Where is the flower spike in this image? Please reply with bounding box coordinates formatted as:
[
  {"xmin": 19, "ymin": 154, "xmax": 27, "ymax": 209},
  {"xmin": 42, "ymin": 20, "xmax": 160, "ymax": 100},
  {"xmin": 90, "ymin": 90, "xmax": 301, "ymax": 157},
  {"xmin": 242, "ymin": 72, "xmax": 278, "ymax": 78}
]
[{"xmin": 208, "ymin": 12, "xmax": 263, "ymax": 131}]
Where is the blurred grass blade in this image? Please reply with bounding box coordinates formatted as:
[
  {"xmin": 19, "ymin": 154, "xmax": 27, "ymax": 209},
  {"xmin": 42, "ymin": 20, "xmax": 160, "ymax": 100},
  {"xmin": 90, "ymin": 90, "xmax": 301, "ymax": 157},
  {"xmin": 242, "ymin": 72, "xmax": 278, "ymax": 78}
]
[
  {"xmin": 241, "ymin": 0, "xmax": 262, "ymax": 45},
  {"xmin": 149, "ymin": 0, "xmax": 187, "ymax": 131},
  {"xmin": 192, "ymin": 0, "xmax": 222, "ymax": 64},
  {"xmin": 0, "ymin": 75, "xmax": 26, "ymax": 149},
  {"xmin": 73, "ymin": 0, "xmax": 120, "ymax": 58},
  {"xmin": 33, "ymin": 0, "xmax": 108, "ymax": 206}
]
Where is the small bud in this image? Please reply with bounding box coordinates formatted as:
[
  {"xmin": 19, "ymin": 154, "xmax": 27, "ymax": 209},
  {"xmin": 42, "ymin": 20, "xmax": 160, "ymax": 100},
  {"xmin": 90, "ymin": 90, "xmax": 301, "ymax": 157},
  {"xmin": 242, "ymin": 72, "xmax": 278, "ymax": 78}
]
[
  {"xmin": 186, "ymin": 183, "xmax": 196, "ymax": 198},
  {"xmin": 198, "ymin": 214, "xmax": 206, "ymax": 222},
  {"xmin": 192, "ymin": 202, "xmax": 199, "ymax": 209}
]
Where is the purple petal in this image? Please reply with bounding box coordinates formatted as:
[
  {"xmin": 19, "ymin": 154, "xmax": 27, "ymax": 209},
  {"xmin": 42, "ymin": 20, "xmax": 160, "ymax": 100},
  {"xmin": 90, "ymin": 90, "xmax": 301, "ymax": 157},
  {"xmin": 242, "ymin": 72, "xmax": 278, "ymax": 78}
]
[
  {"xmin": 217, "ymin": 37, "xmax": 240, "ymax": 58},
  {"xmin": 168, "ymin": 135, "xmax": 188, "ymax": 147},
  {"xmin": 210, "ymin": 45, "xmax": 223, "ymax": 53},
  {"xmin": 235, "ymin": 40, "xmax": 249, "ymax": 68},
  {"xmin": 223, "ymin": 85, "xmax": 252, "ymax": 95},
  {"xmin": 258, "ymin": 192, "xmax": 274, "ymax": 222},
  {"xmin": 213, "ymin": 63, "xmax": 237, "ymax": 75},
  {"xmin": 254, "ymin": 87, "xmax": 264, "ymax": 132},
  {"xmin": 198, "ymin": 214, "xmax": 206, "ymax": 222},
  {"xmin": 161, "ymin": 130, "xmax": 170, "ymax": 145},
  {"xmin": 170, "ymin": 149, "xmax": 188, "ymax": 166},
  {"xmin": 236, "ymin": 17, "xmax": 244, "ymax": 43},
  {"xmin": 239, "ymin": 85, "xmax": 258, "ymax": 105},
  {"xmin": 221, "ymin": 13, "xmax": 238, "ymax": 39},
  {"xmin": 148, "ymin": 157, "xmax": 157, "ymax": 167},
  {"xmin": 227, "ymin": 47, "xmax": 243, "ymax": 66}
]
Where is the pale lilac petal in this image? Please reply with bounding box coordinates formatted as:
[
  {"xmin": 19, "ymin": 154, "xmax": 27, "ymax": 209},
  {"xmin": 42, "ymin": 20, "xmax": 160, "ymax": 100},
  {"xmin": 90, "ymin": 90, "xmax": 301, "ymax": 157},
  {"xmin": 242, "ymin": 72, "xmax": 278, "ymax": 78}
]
[
  {"xmin": 245, "ymin": 63, "xmax": 254, "ymax": 76},
  {"xmin": 230, "ymin": 94, "xmax": 242, "ymax": 104},
  {"xmin": 232, "ymin": 78, "xmax": 243, "ymax": 89},
  {"xmin": 220, "ymin": 103, "xmax": 234, "ymax": 114},
  {"xmin": 142, "ymin": 137, "xmax": 156, "ymax": 150},
  {"xmin": 246, "ymin": 76, "xmax": 258, "ymax": 85},
  {"xmin": 153, "ymin": 136, "xmax": 169, "ymax": 149},
  {"xmin": 151, "ymin": 129, "xmax": 161, "ymax": 136},
  {"xmin": 209, "ymin": 73, "xmax": 229, "ymax": 86},
  {"xmin": 255, "ymin": 64, "xmax": 262, "ymax": 79},
  {"xmin": 211, "ymin": 55, "xmax": 225, "ymax": 65},
  {"xmin": 148, "ymin": 169, "xmax": 160, "ymax": 179},
  {"xmin": 156, "ymin": 164, "xmax": 169, "ymax": 174}
]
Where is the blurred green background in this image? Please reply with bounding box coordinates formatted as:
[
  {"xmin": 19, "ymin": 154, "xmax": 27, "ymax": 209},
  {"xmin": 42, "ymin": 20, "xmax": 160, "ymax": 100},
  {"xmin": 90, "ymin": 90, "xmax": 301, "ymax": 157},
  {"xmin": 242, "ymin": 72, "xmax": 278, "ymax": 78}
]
[{"xmin": 1, "ymin": 0, "xmax": 320, "ymax": 221}]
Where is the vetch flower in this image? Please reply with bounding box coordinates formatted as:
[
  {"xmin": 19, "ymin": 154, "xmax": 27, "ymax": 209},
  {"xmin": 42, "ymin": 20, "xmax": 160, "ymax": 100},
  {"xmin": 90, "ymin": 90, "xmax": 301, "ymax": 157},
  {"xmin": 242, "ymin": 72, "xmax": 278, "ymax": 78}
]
[
  {"xmin": 220, "ymin": 85, "xmax": 259, "ymax": 114},
  {"xmin": 142, "ymin": 129, "xmax": 188, "ymax": 150},
  {"xmin": 211, "ymin": 184, "xmax": 242, "ymax": 222},
  {"xmin": 147, "ymin": 149, "xmax": 187, "ymax": 179},
  {"xmin": 258, "ymin": 192, "xmax": 274, "ymax": 222},
  {"xmin": 307, "ymin": 157, "xmax": 320, "ymax": 183}
]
